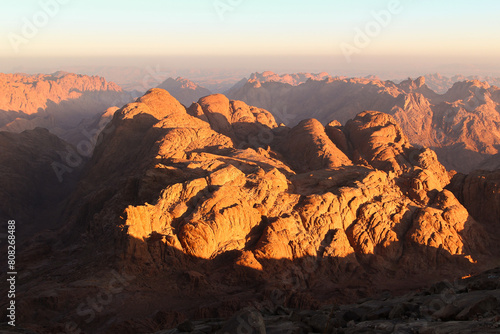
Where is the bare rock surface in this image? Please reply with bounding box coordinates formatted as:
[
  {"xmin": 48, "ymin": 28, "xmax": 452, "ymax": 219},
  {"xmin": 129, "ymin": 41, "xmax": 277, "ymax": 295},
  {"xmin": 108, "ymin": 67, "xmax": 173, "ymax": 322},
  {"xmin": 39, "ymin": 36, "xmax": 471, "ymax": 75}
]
[
  {"xmin": 227, "ymin": 72, "xmax": 500, "ymax": 172},
  {"xmin": 154, "ymin": 267, "xmax": 500, "ymax": 334},
  {"xmin": 8, "ymin": 89, "xmax": 500, "ymax": 333}
]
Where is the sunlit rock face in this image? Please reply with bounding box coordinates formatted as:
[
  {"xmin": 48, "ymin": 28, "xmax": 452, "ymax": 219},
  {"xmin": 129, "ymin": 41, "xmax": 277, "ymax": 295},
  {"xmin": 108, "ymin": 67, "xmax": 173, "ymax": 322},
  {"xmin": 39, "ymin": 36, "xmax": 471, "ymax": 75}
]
[
  {"xmin": 16, "ymin": 88, "xmax": 499, "ymax": 333},
  {"xmin": 70, "ymin": 89, "xmax": 490, "ymax": 277},
  {"xmin": 227, "ymin": 73, "xmax": 500, "ymax": 173}
]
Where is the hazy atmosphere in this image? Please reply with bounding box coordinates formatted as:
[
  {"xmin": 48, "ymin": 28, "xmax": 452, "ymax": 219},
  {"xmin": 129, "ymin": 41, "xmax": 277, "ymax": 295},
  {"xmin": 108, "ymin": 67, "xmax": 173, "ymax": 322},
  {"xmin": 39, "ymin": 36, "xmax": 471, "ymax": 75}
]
[
  {"xmin": 3, "ymin": 1, "xmax": 500, "ymax": 333},
  {"xmin": 2, "ymin": 0, "xmax": 500, "ymax": 78}
]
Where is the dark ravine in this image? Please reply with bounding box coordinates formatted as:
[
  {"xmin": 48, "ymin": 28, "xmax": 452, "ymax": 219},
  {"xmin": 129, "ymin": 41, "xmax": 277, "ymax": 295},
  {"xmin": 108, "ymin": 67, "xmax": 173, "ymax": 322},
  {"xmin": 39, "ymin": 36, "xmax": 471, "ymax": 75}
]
[{"xmin": 3, "ymin": 88, "xmax": 499, "ymax": 333}]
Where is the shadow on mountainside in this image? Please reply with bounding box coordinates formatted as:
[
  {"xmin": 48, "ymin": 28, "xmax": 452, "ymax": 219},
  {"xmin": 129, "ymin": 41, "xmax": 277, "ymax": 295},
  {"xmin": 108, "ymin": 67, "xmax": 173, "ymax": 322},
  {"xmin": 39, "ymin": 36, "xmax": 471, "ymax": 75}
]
[
  {"xmin": 0, "ymin": 90, "xmax": 131, "ymax": 145},
  {"xmin": 4, "ymin": 90, "xmax": 500, "ymax": 333},
  {"xmin": 4, "ymin": 233, "xmax": 497, "ymax": 334}
]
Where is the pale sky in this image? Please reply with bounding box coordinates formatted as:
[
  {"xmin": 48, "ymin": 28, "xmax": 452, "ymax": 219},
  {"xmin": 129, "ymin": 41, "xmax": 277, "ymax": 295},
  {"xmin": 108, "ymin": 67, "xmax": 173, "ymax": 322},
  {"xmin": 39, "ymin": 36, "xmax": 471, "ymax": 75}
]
[{"xmin": 1, "ymin": 0, "xmax": 500, "ymax": 76}]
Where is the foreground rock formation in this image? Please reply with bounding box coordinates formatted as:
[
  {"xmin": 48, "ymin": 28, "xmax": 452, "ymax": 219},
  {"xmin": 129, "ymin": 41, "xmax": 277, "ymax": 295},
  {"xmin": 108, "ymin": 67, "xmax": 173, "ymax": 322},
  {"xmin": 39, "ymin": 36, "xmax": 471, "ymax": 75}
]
[{"xmin": 7, "ymin": 89, "xmax": 500, "ymax": 333}]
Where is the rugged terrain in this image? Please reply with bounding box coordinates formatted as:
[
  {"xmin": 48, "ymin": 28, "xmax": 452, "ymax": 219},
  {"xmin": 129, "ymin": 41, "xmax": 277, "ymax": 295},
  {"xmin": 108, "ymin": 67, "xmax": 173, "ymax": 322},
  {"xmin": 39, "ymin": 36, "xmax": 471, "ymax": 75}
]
[
  {"xmin": 423, "ymin": 73, "xmax": 500, "ymax": 94},
  {"xmin": 227, "ymin": 72, "xmax": 500, "ymax": 172},
  {"xmin": 4, "ymin": 88, "xmax": 499, "ymax": 333},
  {"xmin": 0, "ymin": 72, "xmax": 131, "ymax": 145},
  {"xmin": 158, "ymin": 267, "xmax": 500, "ymax": 333}
]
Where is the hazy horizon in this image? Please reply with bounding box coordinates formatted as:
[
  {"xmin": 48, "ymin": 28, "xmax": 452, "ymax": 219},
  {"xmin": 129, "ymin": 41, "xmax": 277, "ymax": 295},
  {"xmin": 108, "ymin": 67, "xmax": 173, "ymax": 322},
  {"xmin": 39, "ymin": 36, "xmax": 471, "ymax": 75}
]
[
  {"xmin": 3, "ymin": 2, "xmax": 500, "ymax": 332},
  {"xmin": 2, "ymin": 0, "xmax": 500, "ymax": 80}
]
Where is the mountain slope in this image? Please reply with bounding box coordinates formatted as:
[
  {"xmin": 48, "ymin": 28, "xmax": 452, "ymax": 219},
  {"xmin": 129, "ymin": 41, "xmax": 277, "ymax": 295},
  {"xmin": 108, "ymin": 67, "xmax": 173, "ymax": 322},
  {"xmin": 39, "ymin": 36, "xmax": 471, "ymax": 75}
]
[
  {"xmin": 0, "ymin": 72, "xmax": 131, "ymax": 144},
  {"xmin": 227, "ymin": 73, "xmax": 500, "ymax": 172},
  {"xmin": 13, "ymin": 88, "xmax": 500, "ymax": 333},
  {"xmin": 0, "ymin": 128, "xmax": 82, "ymax": 237}
]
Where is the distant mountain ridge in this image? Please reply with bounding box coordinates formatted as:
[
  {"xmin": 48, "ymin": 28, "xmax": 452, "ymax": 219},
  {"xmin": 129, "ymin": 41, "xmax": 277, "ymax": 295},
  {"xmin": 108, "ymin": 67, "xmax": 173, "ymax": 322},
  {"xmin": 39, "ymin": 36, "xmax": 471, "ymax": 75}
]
[
  {"xmin": 0, "ymin": 72, "xmax": 125, "ymax": 115},
  {"xmin": 156, "ymin": 77, "xmax": 212, "ymax": 106},
  {"xmin": 423, "ymin": 73, "xmax": 500, "ymax": 94},
  {"xmin": 248, "ymin": 71, "xmax": 331, "ymax": 85},
  {"xmin": 226, "ymin": 71, "xmax": 500, "ymax": 172},
  {"xmin": 0, "ymin": 72, "xmax": 131, "ymax": 144}
]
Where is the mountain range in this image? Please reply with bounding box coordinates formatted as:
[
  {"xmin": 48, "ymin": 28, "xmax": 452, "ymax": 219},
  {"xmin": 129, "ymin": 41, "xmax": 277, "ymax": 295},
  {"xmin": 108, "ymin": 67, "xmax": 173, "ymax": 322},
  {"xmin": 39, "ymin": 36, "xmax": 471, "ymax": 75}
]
[
  {"xmin": 5, "ymin": 87, "xmax": 499, "ymax": 333},
  {"xmin": 226, "ymin": 72, "xmax": 500, "ymax": 173},
  {"xmin": 423, "ymin": 73, "xmax": 500, "ymax": 94},
  {"xmin": 0, "ymin": 71, "xmax": 131, "ymax": 145},
  {"xmin": 5, "ymin": 70, "xmax": 499, "ymax": 174}
]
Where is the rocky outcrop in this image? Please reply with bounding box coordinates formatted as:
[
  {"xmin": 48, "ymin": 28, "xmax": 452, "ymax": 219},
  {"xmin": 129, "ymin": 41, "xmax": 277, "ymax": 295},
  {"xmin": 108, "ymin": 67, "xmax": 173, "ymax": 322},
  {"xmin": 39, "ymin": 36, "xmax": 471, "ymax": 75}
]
[
  {"xmin": 227, "ymin": 73, "xmax": 500, "ymax": 172},
  {"xmin": 78, "ymin": 91, "xmax": 492, "ymax": 274},
  {"xmin": 276, "ymin": 118, "xmax": 351, "ymax": 172},
  {"xmin": 345, "ymin": 111, "xmax": 412, "ymax": 173},
  {"xmin": 191, "ymin": 93, "xmax": 277, "ymax": 144},
  {"xmin": 82, "ymin": 100, "xmax": 480, "ymax": 278},
  {"xmin": 62, "ymin": 91, "xmax": 491, "ymax": 294},
  {"xmin": 12, "ymin": 90, "xmax": 500, "ymax": 333},
  {"xmin": 448, "ymin": 170, "xmax": 500, "ymax": 229}
]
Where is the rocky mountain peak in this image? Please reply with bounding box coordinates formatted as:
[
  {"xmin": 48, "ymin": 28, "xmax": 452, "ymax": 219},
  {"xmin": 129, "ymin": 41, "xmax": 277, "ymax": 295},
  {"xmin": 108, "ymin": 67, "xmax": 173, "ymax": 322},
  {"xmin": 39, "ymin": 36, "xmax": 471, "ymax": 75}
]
[
  {"xmin": 10, "ymin": 84, "xmax": 500, "ymax": 334},
  {"xmin": 132, "ymin": 88, "xmax": 187, "ymax": 120},
  {"xmin": 443, "ymin": 80, "xmax": 492, "ymax": 101}
]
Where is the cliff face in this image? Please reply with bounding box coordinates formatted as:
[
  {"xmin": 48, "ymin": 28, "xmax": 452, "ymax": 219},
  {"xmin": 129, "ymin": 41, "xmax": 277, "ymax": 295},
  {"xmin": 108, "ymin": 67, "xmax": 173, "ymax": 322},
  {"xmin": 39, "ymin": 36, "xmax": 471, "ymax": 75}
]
[
  {"xmin": 74, "ymin": 88, "xmax": 496, "ymax": 268},
  {"xmin": 226, "ymin": 73, "xmax": 500, "ymax": 173},
  {"xmin": 0, "ymin": 72, "xmax": 131, "ymax": 144},
  {"xmin": 12, "ymin": 89, "xmax": 500, "ymax": 333},
  {"xmin": 71, "ymin": 89, "xmax": 494, "ymax": 294}
]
